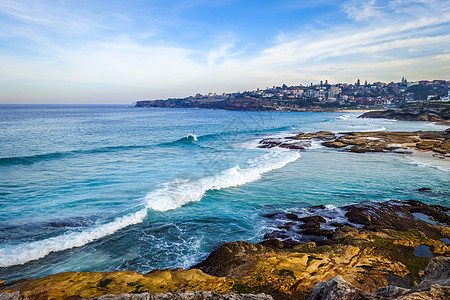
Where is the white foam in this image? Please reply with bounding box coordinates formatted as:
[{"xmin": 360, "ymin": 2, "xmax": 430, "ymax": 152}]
[
  {"xmin": 407, "ymin": 158, "xmax": 450, "ymax": 172},
  {"xmin": 187, "ymin": 134, "xmax": 198, "ymax": 142},
  {"xmin": 308, "ymin": 140, "xmax": 325, "ymax": 150},
  {"xmin": 358, "ymin": 126, "xmax": 387, "ymax": 132},
  {"xmin": 146, "ymin": 150, "xmax": 301, "ymax": 211},
  {"xmin": 338, "ymin": 115, "xmax": 350, "ymax": 120},
  {"xmin": 0, "ymin": 150, "xmax": 300, "ymax": 267},
  {"xmin": 0, "ymin": 209, "xmax": 147, "ymax": 267}
]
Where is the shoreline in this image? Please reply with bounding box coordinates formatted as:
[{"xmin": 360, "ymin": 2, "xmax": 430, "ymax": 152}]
[
  {"xmin": 335, "ymin": 109, "xmax": 376, "ymax": 113},
  {"xmin": 1, "ymin": 199, "xmax": 449, "ymax": 299}
]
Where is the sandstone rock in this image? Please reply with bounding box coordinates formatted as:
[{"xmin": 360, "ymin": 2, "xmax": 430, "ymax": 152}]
[
  {"xmin": 416, "ymin": 140, "xmax": 442, "ymax": 150},
  {"xmin": 359, "ymin": 102, "xmax": 450, "ymax": 123},
  {"xmin": 260, "ymin": 128, "xmax": 450, "ymax": 155},
  {"xmin": 415, "ymin": 256, "xmax": 450, "ymax": 290},
  {"xmin": 258, "ymin": 239, "xmax": 284, "ymax": 249},
  {"xmin": 0, "ymin": 292, "xmax": 28, "ymax": 300},
  {"xmin": 2, "ymin": 201, "xmax": 449, "ymax": 300},
  {"xmin": 321, "ymin": 141, "xmax": 348, "ymax": 148},
  {"xmin": 307, "ymin": 275, "xmax": 373, "ymax": 300},
  {"xmin": 287, "ymin": 131, "xmax": 335, "ymax": 140},
  {"xmin": 308, "ymin": 256, "xmax": 450, "ymax": 300}
]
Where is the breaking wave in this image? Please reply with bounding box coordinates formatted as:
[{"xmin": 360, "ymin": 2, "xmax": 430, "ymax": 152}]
[{"xmin": 0, "ymin": 149, "xmax": 300, "ymax": 267}]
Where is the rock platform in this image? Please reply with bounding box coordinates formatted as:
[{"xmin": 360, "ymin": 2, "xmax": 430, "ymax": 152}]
[
  {"xmin": 258, "ymin": 129, "xmax": 450, "ymax": 157},
  {"xmin": 1, "ymin": 200, "xmax": 449, "ymax": 300}
]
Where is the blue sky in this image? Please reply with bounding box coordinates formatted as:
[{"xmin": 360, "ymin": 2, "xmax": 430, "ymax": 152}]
[{"xmin": 0, "ymin": 0, "xmax": 449, "ymax": 104}]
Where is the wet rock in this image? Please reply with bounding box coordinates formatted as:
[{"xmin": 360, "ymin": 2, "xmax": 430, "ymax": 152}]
[
  {"xmin": 258, "ymin": 239, "xmax": 284, "ymax": 249},
  {"xmin": 285, "ymin": 213, "xmax": 301, "ymax": 221},
  {"xmin": 3, "ymin": 201, "xmax": 450, "ymax": 300},
  {"xmin": 417, "ymin": 188, "xmax": 433, "ymax": 193},
  {"xmin": 314, "ymin": 239, "xmax": 335, "ymax": 246},
  {"xmin": 299, "ymin": 222, "xmax": 321, "ymax": 229},
  {"xmin": 263, "ymin": 231, "xmax": 289, "ymax": 240},
  {"xmin": 278, "ymin": 143, "xmax": 304, "ymax": 150},
  {"xmin": 299, "ymin": 216, "xmax": 326, "ymax": 223},
  {"xmin": 344, "ymin": 200, "xmax": 450, "ymax": 236},
  {"xmin": 300, "ymin": 228, "xmax": 334, "ymax": 238},
  {"xmin": 329, "ymin": 222, "xmax": 353, "ymax": 228},
  {"xmin": 282, "ymin": 239, "xmax": 302, "ymax": 249},
  {"xmin": 277, "ymin": 224, "xmax": 291, "ymax": 230},
  {"xmin": 345, "ymin": 208, "xmax": 372, "ymax": 225},
  {"xmin": 310, "ymin": 205, "xmax": 326, "ymax": 210},
  {"xmin": 262, "ymin": 213, "xmax": 278, "ymax": 218}
]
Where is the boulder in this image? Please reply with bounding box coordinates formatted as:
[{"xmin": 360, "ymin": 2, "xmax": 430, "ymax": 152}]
[
  {"xmin": 299, "ymin": 216, "xmax": 326, "ymax": 223},
  {"xmin": 307, "ymin": 276, "xmax": 373, "ymax": 300}
]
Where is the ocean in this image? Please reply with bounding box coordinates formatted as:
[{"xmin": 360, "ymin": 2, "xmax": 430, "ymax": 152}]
[{"xmin": 0, "ymin": 105, "xmax": 449, "ymax": 283}]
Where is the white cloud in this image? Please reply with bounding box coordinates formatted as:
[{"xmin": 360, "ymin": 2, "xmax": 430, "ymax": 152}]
[
  {"xmin": 342, "ymin": 0, "xmax": 382, "ymax": 21},
  {"xmin": 1, "ymin": 0, "xmax": 450, "ymax": 103}
]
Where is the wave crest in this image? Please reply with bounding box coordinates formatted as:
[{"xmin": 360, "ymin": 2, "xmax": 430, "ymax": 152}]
[{"xmin": 0, "ymin": 149, "xmax": 300, "ymax": 267}]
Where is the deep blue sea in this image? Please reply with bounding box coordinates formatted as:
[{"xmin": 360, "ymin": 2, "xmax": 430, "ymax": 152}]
[{"xmin": 0, "ymin": 105, "xmax": 449, "ymax": 283}]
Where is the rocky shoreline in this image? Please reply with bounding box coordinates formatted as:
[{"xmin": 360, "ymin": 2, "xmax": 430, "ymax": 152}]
[
  {"xmin": 258, "ymin": 128, "xmax": 450, "ymax": 158},
  {"xmin": 2, "ymin": 129, "xmax": 450, "ymax": 300},
  {"xmin": 360, "ymin": 102, "xmax": 450, "ymax": 125},
  {"xmin": 1, "ymin": 199, "xmax": 449, "ymax": 300}
]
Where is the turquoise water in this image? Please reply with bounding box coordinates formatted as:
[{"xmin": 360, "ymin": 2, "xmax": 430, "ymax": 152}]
[{"xmin": 0, "ymin": 105, "xmax": 449, "ymax": 282}]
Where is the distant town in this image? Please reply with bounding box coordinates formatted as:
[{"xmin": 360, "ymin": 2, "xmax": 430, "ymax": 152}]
[{"xmin": 136, "ymin": 79, "xmax": 450, "ymax": 111}]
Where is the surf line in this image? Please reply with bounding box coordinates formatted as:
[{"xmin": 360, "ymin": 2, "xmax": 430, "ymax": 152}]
[{"xmin": 0, "ymin": 149, "xmax": 300, "ymax": 267}]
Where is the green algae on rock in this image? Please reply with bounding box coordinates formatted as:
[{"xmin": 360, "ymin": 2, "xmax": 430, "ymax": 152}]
[{"xmin": 1, "ymin": 200, "xmax": 449, "ymax": 300}]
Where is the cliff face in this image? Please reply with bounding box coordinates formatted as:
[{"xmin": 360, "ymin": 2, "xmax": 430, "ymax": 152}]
[
  {"xmin": 360, "ymin": 102, "xmax": 450, "ymax": 123},
  {"xmin": 135, "ymin": 98, "xmax": 337, "ymax": 112}
]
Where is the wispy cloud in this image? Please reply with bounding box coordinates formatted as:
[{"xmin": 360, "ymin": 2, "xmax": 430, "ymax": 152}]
[
  {"xmin": 0, "ymin": 0, "xmax": 449, "ymax": 103},
  {"xmin": 342, "ymin": 0, "xmax": 382, "ymax": 21}
]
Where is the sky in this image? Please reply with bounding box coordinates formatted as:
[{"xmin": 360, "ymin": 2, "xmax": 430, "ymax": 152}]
[{"xmin": 0, "ymin": 0, "xmax": 449, "ymax": 104}]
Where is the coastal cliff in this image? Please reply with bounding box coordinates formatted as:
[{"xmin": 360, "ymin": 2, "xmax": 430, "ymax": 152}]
[
  {"xmin": 135, "ymin": 98, "xmax": 341, "ymax": 112},
  {"xmin": 1, "ymin": 200, "xmax": 449, "ymax": 300},
  {"xmin": 360, "ymin": 102, "xmax": 450, "ymax": 124}
]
